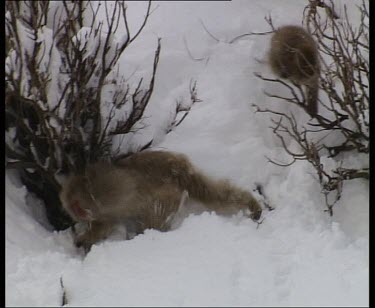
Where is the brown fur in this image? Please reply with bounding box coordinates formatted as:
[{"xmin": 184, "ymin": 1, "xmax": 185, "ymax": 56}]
[
  {"xmin": 60, "ymin": 151, "xmax": 263, "ymax": 250},
  {"xmin": 268, "ymin": 25, "xmax": 320, "ymax": 116}
]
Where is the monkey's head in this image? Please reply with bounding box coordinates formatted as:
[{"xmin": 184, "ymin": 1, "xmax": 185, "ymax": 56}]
[{"xmin": 59, "ymin": 173, "xmax": 99, "ymax": 222}]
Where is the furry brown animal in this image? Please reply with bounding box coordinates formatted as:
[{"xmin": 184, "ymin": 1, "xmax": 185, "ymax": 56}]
[
  {"xmin": 268, "ymin": 25, "xmax": 320, "ymax": 116},
  {"xmin": 60, "ymin": 151, "xmax": 263, "ymax": 250}
]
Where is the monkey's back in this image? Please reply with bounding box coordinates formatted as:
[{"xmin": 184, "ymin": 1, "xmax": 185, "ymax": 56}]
[
  {"xmin": 269, "ymin": 25, "xmax": 319, "ymax": 83},
  {"xmin": 115, "ymin": 150, "xmax": 195, "ymax": 186}
]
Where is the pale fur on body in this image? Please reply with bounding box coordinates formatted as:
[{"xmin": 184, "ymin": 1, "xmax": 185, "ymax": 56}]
[
  {"xmin": 60, "ymin": 150, "xmax": 263, "ymax": 250},
  {"xmin": 268, "ymin": 25, "xmax": 320, "ymax": 116}
]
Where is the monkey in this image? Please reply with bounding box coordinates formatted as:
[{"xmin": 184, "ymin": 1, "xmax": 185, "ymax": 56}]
[
  {"xmin": 60, "ymin": 150, "xmax": 263, "ymax": 251},
  {"xmin": 268, "ymin": 25, "xmax": 320, "ymax": 116}
]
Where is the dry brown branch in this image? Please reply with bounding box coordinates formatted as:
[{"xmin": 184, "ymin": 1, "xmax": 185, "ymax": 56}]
[
  {"xmin": 5, "ymin": 0, "xmax": 174, "ymax": 230},
  {"xmin": 166, "ymin": 80, "xmax": 202, "ymax": 134},
  {"xmin": 183, "ymin": 36, "xmax": 207, "ymax": 62},
  {"xmin": 199, "ymin": 17, "xmax": 274, "ymax": 45},
  {"xmin": 199, "ymin": 18, "xmax": 221, "ymax": 43},
  {"xmin": 60, "ymin": 276, "xmax": 67, "ymax": 306},
  {"xmin": 109, "ymin": 38, "xmax": 162, "ymax": 136}
]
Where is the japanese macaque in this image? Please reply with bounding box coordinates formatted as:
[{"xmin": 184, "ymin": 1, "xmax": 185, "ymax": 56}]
[
  {"xmin": 60, "ymin": 151, "xmax": 263, "ymax": 251},
  {"xmin": 268, "ymin": 25, "xmax": 320, "ymax": 116}
]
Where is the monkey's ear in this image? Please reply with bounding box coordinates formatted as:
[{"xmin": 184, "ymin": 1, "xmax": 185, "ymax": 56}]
[{"xmin": 71, "ymin": 200, "xmax": 93, "ymax": 221}]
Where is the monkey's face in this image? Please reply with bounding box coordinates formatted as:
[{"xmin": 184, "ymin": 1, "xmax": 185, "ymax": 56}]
[{"xmin": 60, "ymin": 175, "xmax": 98, "ymax": 222}]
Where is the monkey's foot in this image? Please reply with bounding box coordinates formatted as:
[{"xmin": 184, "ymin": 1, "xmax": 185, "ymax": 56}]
[
  {"xmin": 75, "ymin": 237, "xmax": 93, "ymax": 254},
  {"xmin": 250, "ymin": 208, "xmax": 262, "ymax": 221},
  {"xmin": 252, "ymin": 183, "xmax": 274, "ymax": 211}
]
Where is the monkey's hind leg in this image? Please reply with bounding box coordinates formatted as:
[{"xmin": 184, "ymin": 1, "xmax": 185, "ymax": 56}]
[{"xmin": 138, "ymin": 186, "xmax": 186, "ymax": 232}]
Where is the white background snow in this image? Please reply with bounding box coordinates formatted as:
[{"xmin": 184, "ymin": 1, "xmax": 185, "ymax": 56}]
[{"xmin": 6, "ymin": 0, "xmax": 369, "ymax": 306}]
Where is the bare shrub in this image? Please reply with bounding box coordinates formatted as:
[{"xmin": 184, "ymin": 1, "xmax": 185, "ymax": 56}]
[
  {"xmin": 5, "ymin": 1, "xmax": 195, "ymax": 229},
  {"xmin": 254, "ymin": 0, "xmax": 369, "ymax": 215}
]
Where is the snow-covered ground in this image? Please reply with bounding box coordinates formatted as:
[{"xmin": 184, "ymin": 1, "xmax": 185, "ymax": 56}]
[{"xmin": 6, "ymin": 1, "xmax": 369, "ymax": 306}]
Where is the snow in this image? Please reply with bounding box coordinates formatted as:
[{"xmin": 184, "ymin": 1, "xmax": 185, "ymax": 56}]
[{"xmin": 6, "ymin": 0, "xmax": 368, "ymax": 307}]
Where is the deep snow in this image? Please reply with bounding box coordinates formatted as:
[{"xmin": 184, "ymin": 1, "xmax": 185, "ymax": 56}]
[{"xmin": 6, "ymin": 1, "xmax": 368, "ymax": 306}]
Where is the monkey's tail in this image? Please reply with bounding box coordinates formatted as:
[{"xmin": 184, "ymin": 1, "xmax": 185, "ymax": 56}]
[
  {"xmin": 306, "ymin": 77, "xmax": 319, "ymax": 117},
  {"xmin": 178, "ymin": 170, "xmax": 262, "ymax": 220}
]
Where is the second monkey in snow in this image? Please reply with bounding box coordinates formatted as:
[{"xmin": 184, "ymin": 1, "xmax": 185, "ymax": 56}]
[{"xmin": 268, "ymin": 25, "xmax": 320, "ymax": 116}]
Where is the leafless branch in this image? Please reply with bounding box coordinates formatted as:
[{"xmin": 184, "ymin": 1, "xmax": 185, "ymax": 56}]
[
  {"xmin": 5, "ymin": 0, "xmax": 167, "ymax": 230},
  {"xmin": 254, "ymin": 0, "xmax": 369, "ymax": 215},
  {"xmin": 166, "ymin": 80, "xmax": 202, "ymax": 134},
  {"xmin": 228, "ymin": 30, "xmax": 274, "ymax": 44},
  {"xmin": 60, "ymin": 276, "xmax": 67, "ymax": 306}
]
